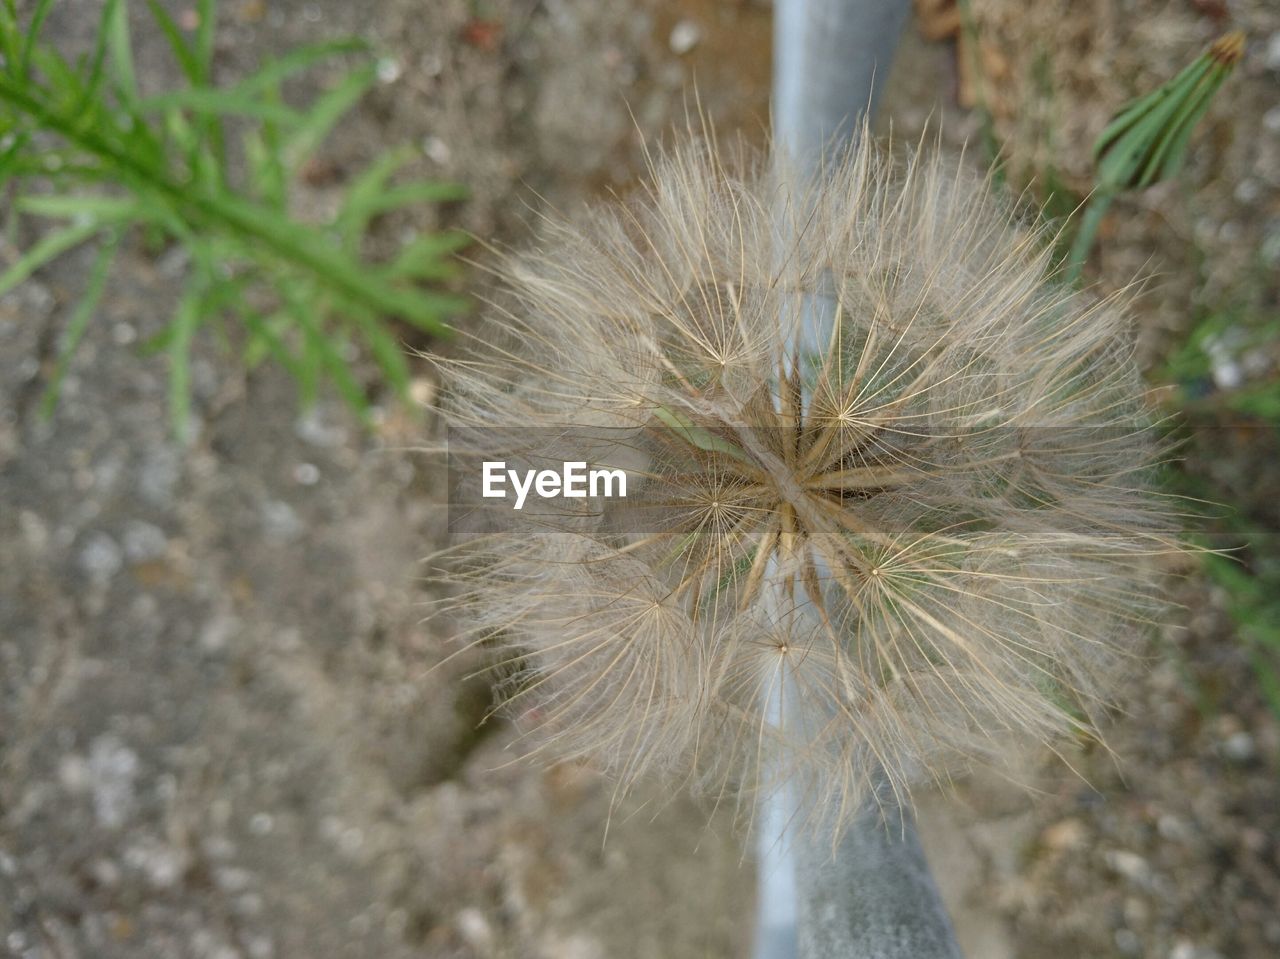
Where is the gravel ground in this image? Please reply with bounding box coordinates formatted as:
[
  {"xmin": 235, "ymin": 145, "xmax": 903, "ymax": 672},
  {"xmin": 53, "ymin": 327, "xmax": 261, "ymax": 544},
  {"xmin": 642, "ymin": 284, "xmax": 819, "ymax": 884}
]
[{"xmin": 2, "ymin": 2, "xmax": 1278, "ymax": 958}]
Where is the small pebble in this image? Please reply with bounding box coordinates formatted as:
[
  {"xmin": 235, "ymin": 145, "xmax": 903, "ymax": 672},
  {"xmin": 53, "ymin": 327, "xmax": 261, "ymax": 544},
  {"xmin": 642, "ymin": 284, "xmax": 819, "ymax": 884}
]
[
  {"xmin": 246, "ymin": 936, "xmax": 275, "ymax": 959},
  {"xmin": 261, "ymin": 500, "xmax": 302, "ymax": 542},
  {"xmin": 122, "ymin": 520, "xmax": 168, "ymax": 562},
  {"xmin": 1266, "ymin": 32, "xmax": 1280, "ymax": 72},
  {"xmin": 295, "ymin": 408, "xmax": 348, "ymax": 448},
  {"xmin": 215, "ymin": 866, "xmax": 253, "ymax": 894},
  {"xmin": 409, "ymin": 377, "xmax": 436, "ymax": 407},
  {"xmin": 1222, "ymin": 730, "xmax": 1256, "ymax": 763},
  {"xmin": 88, "ymin": 735, "xmax": 140, "ymax": 829},
  {"xmin": 1042, "ymin": 817, "xmax": 1087, "ymax": 851},
  {"xmin": 199, "ymin": 614, "xmax": 239, "ymax": 654},
  {"xmin": 669, "ymin": 20, "xmax": 702, "ymax": 55},
  {"xmin": 1157, "ymin": 814, "xmax": 1193, "ymax": 843},
  {"xmin": 1114, "ymin": 928, "xmax": 1141, "ymax": 955},
  {"xmin": 1234, "ymin": 178, "xmax": 1260, "ymax": 205},
  {"xmin": 422, "ymin": 135, "xmax": 452, "ymax": 165},
  {"xmin": 456, "ymin": 907, "xmax": 495, "ymax": 952},
  {"xmin": 18, "ymin": 510, "xmax": 49, "ymax": 552},
  {"xmin": 79, "ymin": 532, "xmax": 123, "ymax": 581},
  {"xmin": 1105, "ymin": 850, "xmax": 1152, "ymax": 886},
  {"xmin": 420, "ymin": 52, "xmax": 444, "ymax": 78},
  {"xmin": 376, "ymin": 57, "xmax": 402, "ymax": 84}
]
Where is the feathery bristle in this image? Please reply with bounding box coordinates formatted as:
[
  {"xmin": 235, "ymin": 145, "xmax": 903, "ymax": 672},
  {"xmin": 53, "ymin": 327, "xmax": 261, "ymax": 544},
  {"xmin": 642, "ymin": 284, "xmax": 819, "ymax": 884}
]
[{"xmin": 432, "ymin": 132, "xmax": 1178, "ymax": 831}]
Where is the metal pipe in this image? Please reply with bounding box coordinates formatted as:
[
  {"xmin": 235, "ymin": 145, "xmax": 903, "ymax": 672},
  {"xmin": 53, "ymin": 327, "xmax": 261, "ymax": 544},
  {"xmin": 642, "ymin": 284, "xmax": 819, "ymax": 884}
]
[
  {"xmin": 794, "ymin": 781, "xmax": 963, "ymax": 959},
  {"xmin": 757, "ymin": 2, "xmax": 964, "ymax": 957},
  {"xmin": 772, "ymin": 0, "xmax": 911, "ymax": 177}
]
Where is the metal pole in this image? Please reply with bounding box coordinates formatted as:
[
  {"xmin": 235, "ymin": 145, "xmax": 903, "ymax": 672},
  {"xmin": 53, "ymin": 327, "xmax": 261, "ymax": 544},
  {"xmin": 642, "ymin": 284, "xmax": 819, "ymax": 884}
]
[
  {"xmin": 794, "ymin": 781, "xmax": 963, "ymax": 959},
  {"xmin": 773, "ymin": 0, "xmax": 911, "ymax": 178},
  {"xmin": 758, "ymin": 3, "xmax": 964, "ymax": 957}
]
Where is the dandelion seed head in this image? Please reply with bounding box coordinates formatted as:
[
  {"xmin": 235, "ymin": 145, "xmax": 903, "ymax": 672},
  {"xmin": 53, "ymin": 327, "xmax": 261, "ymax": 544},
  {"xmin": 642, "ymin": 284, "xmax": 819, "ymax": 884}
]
[{"xmin": 433, "ymin": 130, "xmax": 1178, "ymax": 830}]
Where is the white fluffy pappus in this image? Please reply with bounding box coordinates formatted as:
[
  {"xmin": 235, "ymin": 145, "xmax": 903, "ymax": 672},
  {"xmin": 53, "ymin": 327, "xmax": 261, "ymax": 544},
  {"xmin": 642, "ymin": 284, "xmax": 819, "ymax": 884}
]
[{"xmin": 430, "ymin": 129, "xmax": 1183, "ymax": 831}]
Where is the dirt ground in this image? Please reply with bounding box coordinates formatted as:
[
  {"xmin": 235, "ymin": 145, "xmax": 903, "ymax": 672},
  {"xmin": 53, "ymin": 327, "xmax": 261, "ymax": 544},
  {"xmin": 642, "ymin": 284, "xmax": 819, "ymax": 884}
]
[{"xmin": 2, "ymin": 1, "xmax": 1278, "ymax": 958}]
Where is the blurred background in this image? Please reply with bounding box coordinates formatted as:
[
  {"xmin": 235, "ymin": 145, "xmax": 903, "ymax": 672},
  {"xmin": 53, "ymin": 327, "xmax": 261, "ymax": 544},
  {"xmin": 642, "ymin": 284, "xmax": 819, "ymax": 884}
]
[{"xmin": 0, "ymin": 1, "xmax": 1277, "ymax": 957}]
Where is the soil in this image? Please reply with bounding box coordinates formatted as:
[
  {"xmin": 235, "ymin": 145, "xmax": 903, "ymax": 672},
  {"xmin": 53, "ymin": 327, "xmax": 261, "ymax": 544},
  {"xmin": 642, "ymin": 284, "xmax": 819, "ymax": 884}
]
[{"xmin": 1, "ymin": 2, "xmax": 1277, "ymax": 958}]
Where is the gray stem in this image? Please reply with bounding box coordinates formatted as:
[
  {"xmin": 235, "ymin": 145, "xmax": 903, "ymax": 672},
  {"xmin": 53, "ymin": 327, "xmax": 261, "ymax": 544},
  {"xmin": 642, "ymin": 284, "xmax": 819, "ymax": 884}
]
[{"xmin": 757, "ymin": 2, "xmax": 964, "ymax": 958}]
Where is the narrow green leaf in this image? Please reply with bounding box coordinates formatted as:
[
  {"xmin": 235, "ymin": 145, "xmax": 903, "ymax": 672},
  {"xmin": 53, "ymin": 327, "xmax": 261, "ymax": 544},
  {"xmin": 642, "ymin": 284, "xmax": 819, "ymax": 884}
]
[
  {"xmin": 139, "ymin": 88, "xmax": 302, "ymax": 124},
  {"xmin": 0, "ymin": 219, "xmax": 100, "ymax": 296},
  {"xmin": 195, "ymin": 0, "xmax": 215, "ymax": 84},
  {"xmin": 243, "ymin": 123, "xmax": 287, "ymax": 210},
  {"xmin": 106, "ymin": 0, "xmax": 137, "ymax": 104},
  {"xmin": 234, "ymin": 37, "xmax": 368, "ymax": 96},
  {"xmin": 29, "ymin": 44, "xmax": 84, "ymax": 107},
  {"xmin": 143, "ymin": 0, "xmax": 200, "ymax": 84},
  {"xmin": 0, "ymin": 129, "xmax": 31, "ymax": 187},
  {"xmin": 193, "ymin": 189, "xmax": 462, "ymax": 332},
  {"xmin": 241, "ymin": 309, "xmax": 308, "ymax": 385},
  {"xmin": 385, "ymin": 229, "xmax": 470, "ymax": 280},
  {"xmin": 0, "ymin": 0, "xmax": 23, "ymax": 80},
  {"xmin": 17, "ymin": 194, "xmax": 143, "ymax": 222},
  {"xmin": 40, "ymin": 232, "xmax": 119, "ymax": 417},
  {"xmin": 284, "ymin": 63, "xmax": 374, "ymax": 169},
  {"xmin": 392, "ymin": 289, "xmax": 469, "ymax": 332},
  {"xmin": 282, "ymin": 286, "xmax": 370, "ymax": 417},
  {"xmin": 168, "ymin": 273, "xmax": 206, "ymax": 440},
  {"xmin": 76, "ymin": 0, "xmax": 120, "ymax": 110},
  {"xmin": 347, "ymin": 304, "xmax": 411, "ymax": 401},
  {"xmin": 335, "ymin": 146, "xmax": 411, "ymax": 244},
  {"xmin": 20, "ymin": 0, "xmax": 57, "ymax": 81},
  {"xmin": 354, "ymin": 180, "xmax": 469, "ymax": 219}
]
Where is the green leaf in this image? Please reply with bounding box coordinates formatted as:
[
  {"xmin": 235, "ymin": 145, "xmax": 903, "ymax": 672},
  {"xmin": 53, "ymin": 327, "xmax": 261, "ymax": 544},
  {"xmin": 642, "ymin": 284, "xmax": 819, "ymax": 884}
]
[
  {"xmin": 282, "ymin": 284, "xmax": 371, "ymax": 417},
  {"xmin": 284, "ymin": 63, "xmax": 375, "ymax": 169},
  {"xmin": 20, "ymin": 0, "xmax": 57, "ymax": 81},
  {"xmin": 384, "ymin": 229, "xmax": 470, "ymax": 280},
  {"xmin": 0, "ymin": 1, "xmax": 22, "ymax": 81},
  {"xmin": 139, "ymin": 87, "xmax": 303, "ymax": 124},
  {"xmin": 243, "ymin": 123, "xmax": 287, "ymax": 210},
  {"xmin": 0, "ymin": 0, "xmax": 467, "ymax": 428},
  {"xmin": 17, "ymin": 193, "xmax": 144, "ymax": 222},
  {"xmin": 105, "ymin": 0, "xmax": 137, "ymax": 105},
  {"xmin": 28, "ymin": 44, "xmax": 84, "ymax": 108},
  {"xmin": 355, "ymin": 180, "xmax": 469, "ymax": 217},
  {"xmin": 168, "ymin": 270, "xmax": 208, "ymax": 440},
  {"xmin": 0, "ymin": 219, "xmax": 100, "ymax": 296},
  {"xmin": 143, "ymin": 0, "xmax": 201, "ymax": 85},
  {"xmin": 347, "ymin": 303, "xmax": 412, "ymax": 401},
  {"xmin": 194, "ymin": 0, "xmax": 216, "ymax": 84},
  {"xmin": 241, "ymin": 309, "xmax": 308, "ymax": 384},
  {"xmin": 334, "ymin": 154, "xmax": 466, "ymax": 252},
  {"xmin": 0, "ymin": 129, "xmax": 32, "ymax": 187},
  {"xmin": 193, "ymin": 190, "xmax": 463, "ymax": 333},
  {"xmin": 234, "ymin": 37, "xmax": 368, "ymax": 96},
  {"xmin": 40, "ymin": 231, "xmax": 119, "ymax": 417},
  {"xmin": 335, "ymin": 146, "xmax": 411, "ymax": 244},
  {"xmin": 76, "ymin": 0, "xmax": 120, "ymax": 111}
]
